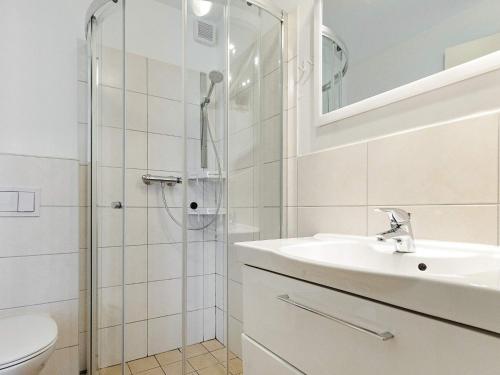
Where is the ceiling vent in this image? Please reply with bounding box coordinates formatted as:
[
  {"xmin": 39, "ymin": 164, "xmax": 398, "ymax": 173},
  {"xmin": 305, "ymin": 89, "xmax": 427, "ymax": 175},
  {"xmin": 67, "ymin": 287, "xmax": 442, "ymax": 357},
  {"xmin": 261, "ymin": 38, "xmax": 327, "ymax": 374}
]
[{"xmin": 194, "ymin": 19, "xmax": 216, "ymax": 46}]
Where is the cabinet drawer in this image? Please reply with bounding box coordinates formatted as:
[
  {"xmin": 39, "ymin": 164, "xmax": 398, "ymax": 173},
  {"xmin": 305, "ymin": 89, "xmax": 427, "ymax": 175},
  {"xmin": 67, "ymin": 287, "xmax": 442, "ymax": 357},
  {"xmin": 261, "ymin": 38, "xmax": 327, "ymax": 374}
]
[
  {"xmin": 242, "ymin": 334, "xmax": 304, "ymax": 375},
  {"xmin": 243, "ymin": 266, "xmax": 500, "ymax": 375}
]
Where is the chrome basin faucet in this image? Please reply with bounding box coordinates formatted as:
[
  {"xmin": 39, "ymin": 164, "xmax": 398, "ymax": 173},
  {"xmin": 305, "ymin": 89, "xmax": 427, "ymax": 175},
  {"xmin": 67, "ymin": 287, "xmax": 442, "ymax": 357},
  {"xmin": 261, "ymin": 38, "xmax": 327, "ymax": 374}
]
[{"xmin": 375, "ymin": 208, "xmax": 415, "ymax": 253}]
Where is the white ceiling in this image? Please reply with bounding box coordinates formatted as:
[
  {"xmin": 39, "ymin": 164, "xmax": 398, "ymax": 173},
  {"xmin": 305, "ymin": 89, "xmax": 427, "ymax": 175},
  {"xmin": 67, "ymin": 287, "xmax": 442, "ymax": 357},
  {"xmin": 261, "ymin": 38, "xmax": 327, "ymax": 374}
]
[{"xmin": 323, "ymin": 0, "xmax": 480, "ymax": 64}]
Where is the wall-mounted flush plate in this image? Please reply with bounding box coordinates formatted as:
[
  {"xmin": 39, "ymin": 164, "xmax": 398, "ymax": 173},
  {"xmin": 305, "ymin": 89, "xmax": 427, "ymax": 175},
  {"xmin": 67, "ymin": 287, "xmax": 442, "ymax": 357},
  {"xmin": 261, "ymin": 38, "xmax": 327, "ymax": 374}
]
[{"xmin": 0, "ymin": 187, "xmax": 40, "ymax": 217}]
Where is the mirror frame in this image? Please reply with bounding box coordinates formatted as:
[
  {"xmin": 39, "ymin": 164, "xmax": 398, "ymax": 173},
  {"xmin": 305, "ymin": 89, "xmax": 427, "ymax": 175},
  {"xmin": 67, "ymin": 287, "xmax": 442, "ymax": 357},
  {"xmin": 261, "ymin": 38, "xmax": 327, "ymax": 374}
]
[{"xmin": 314, "ymin": 0, "xmax": 500, "ymax": 127}]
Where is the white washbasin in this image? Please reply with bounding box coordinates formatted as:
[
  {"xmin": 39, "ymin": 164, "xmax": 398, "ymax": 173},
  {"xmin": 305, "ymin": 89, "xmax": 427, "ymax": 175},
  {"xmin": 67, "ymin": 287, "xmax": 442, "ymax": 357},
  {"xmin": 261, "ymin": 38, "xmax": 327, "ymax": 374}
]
[
  {"xmin": 280, "ymin": 234, "xmax": 500, "ymax": 287},
  {"xmin": 236, "ymin": 234, "xmax": 500, "ymax": 334}
]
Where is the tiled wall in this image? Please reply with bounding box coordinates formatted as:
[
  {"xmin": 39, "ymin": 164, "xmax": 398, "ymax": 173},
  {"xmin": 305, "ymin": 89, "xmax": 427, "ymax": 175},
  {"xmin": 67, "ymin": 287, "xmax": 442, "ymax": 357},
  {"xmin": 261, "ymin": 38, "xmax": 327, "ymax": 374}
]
[
  {"xmin": 0, "ymin": 154, "xmax": 80, "ymax": 374},
  {"xmin": 295, "ymin": 113, "xmax": 500, "ymax": 245}
]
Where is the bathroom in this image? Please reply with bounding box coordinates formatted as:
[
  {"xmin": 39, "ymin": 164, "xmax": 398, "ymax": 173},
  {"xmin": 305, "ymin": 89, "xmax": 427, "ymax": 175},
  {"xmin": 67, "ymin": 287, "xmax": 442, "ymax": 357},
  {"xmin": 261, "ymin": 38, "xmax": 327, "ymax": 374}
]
[{"xmin": 1, "ymin": 0, "xmax": 499, "ymax": 374}]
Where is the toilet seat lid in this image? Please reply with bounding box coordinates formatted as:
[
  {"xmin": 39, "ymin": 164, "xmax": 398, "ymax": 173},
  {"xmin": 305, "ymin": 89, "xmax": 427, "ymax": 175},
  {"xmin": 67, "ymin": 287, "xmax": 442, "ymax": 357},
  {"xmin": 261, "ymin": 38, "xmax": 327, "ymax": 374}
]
[{"xmin": 0, "ymin": 315, "xmax": 58, "ymax": 368}]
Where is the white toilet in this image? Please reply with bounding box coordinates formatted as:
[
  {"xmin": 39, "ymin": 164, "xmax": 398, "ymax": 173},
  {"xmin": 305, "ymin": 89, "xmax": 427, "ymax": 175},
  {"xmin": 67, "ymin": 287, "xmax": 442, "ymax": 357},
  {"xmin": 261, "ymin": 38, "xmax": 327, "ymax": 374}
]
[{"xmin": 0, "ymin": 315, "xmax": 58, "ymax": 375}]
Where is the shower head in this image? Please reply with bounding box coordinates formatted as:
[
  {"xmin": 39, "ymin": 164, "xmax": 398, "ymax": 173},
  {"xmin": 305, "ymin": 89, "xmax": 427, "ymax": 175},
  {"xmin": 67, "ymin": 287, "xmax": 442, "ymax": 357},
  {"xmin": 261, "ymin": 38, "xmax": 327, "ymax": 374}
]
[
  {"xmin": 203, "ymin": 70, "xmax": 224, "ymax": 106},
  {"xmin": 209, "ymin": 70, "xmax": 224, "ymax": 84}
]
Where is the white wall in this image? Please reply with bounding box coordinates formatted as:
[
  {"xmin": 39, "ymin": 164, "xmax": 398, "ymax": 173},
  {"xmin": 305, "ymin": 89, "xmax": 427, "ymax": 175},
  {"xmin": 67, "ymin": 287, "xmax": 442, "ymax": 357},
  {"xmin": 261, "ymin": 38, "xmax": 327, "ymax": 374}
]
[
  {"xmin": 0, "ymin": 0, "xmax": 91, "ymax": 159},
  {"xmin": 0, "ymin": 1, "xmax": 92, "ymax": 374}
]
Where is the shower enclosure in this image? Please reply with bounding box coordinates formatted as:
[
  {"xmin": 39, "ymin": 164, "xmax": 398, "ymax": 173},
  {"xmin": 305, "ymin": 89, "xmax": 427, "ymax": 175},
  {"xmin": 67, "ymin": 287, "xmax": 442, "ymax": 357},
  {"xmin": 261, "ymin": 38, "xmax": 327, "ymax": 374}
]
[{"xmin": 85, "ymin": 0, "xmax": 284, "ymax": 373}]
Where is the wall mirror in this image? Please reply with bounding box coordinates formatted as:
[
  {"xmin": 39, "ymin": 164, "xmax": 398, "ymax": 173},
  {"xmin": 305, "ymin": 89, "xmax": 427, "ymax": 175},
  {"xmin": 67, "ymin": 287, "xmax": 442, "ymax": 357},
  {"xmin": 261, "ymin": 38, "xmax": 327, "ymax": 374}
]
[{"xmin": 315, "ymin": 0, "xmax": 500, "ymax": 126}]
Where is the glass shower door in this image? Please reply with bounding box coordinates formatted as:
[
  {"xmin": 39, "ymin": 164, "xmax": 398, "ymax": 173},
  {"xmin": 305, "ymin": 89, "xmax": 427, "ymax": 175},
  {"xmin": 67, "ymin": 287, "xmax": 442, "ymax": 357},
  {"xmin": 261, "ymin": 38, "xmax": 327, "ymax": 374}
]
[
  {"xmin": 227, "ymin": 1, "xmax": 283, "ymax": 373},
  {"xmin": 89, "ymin": 1, "xmax": 128, "ymax": 373}
]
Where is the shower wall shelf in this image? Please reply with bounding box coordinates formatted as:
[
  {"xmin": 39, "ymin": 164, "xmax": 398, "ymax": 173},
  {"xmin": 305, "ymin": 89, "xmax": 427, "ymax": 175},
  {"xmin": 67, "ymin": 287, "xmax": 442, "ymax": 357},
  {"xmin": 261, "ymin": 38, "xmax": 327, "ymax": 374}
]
[
  {"xmin": 188, "ymin": 171, "xmax": 226, "ymax": 181},
  {"xmin": 188, "ymin": 208, "xmax": 226, "ymax": 215}
]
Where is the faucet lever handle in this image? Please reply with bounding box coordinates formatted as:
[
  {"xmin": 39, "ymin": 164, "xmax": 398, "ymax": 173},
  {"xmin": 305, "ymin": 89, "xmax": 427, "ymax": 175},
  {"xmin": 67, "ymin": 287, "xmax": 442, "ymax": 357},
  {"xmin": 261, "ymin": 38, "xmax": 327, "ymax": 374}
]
[{"xmin": 374, "ymin": 208, "xmax": 411, "ymax": 225}]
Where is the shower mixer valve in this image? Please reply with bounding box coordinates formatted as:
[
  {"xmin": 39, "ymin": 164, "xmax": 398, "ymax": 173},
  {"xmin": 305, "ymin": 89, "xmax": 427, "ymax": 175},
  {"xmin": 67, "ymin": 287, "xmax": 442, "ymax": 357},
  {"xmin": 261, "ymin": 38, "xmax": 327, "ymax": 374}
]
[{"xmin": 142, "ymin": 174, "xmax": 182, "ymax": 186}]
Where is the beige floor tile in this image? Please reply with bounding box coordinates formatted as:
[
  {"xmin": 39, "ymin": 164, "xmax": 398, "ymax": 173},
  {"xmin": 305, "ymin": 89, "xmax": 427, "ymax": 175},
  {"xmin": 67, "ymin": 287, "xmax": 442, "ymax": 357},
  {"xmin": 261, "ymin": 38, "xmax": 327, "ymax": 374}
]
[
  {"xmin": 201, "ymin": 340, "xmax": 224, "ymax": 352},
  {"xmin": 187, "ymin": 353, "xmax": 218, "ymax": 370},
  {"xmin": 100, "ymin": 365, "xmax": 131, "ymax": 375},
  {"xmin": 156, "ymin": 349, "xmax": 182, "ymax": 366},
  {"xmin": 197, "ymin": 364, "xmax": 227, "ymax": 375},
  {"xmin": 138, "ymin": 368, "xmax": 165, "ymax": 375},
  {"xmin": 211, "ymin": 348, "xmax": 235, "ymax": 363},
  {"xmin": 128, "ymin": 356, "xmax": 160, "ymax": 374},
  {"xmin": 228, "ymin": 358, "xmax": 243, "ymax": 374},
  {"xmin": 162, "ymin": 360, "xmax": 195, "ymax": 375},
  {"xmin": 183, "ymin": 343, "xmax": 209, "ymax": 358}
]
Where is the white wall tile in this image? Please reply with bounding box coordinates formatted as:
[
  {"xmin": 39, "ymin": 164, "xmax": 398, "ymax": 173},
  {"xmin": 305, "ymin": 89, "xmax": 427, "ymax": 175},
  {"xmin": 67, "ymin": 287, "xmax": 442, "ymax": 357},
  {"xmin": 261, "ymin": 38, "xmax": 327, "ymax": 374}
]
[
  {"xmin": 263, "ymin": 115, "xmax": 282, "ymax": 163},
  {"xmin": 148, "ymin": 207, "xmax": 183, "ymax": 244},
  {"xmin": 98, "ymin": 325, "xmax": 122, "ymax": 368},
  {"xmin": 148, "ymin": 133, "xmax": 183, "ymax": 172},
  {"xmin": 215, "ymin": 308, "xmax": 225, "ymax": 344},
  {"xmin": 204, "ymin": 274, "xmax": 216, "ymax": 308},
  {"xmin": 101, "ymin": 47, "xmax": 123, "ymax": 90},
  {"xmin": 260, "ymin": 207, "xmax": 282, "ymax": 239},
  {"xmin": 79, "ymin": 332, "xmax": 87, "ymax": 371},
  {"xmin": 297, "ymin": 206, "xmax": 367, "ymax": 237},
  {"xmin": 228, "ymin": 167, "xmax": 254, "ymax": 208},
  {"xmin": 101, "ymin": 86, "xmax": 122, "ymax": 127},
  {"xmin": 126, "ymin": 131, "xmax": 147, "ymax": 170},
  {"xmin": 368, "ymin": 115, "xmax": 498, "ymax": 205},
  {"xmin": 229, "ymin": 87, "xmax": 256, "ymax": 135},
  {"xmin": 204, "ymin": 241, "xmax": 216, "ymax": 275},
  {"xmin": 126, "ymin": 53, "xmax": 148, "ymax": 94},
  {"xmin": 148, "ymin": 314, "xmax": 182, "ymax": 355},
  {"xmin": 215, "ymin": 274, "xmax": 225, "ymax": 309},
  {"xmin": 187, "ymin": 242, "xmax": 204, "ymax": 276},
  {"xmin": 98, "ymin": 286, "xmax": 122, "ymax": 328},
  {"xmin": 0, "ymin": 253, "xmax": 78, "ymax": 309},
  {"xmin": 187, "ymin": 276, "xmax": 203, "ymax": 311},
  {"xmin": 187, "ymin": 309, "xmax": 204, "ymax": 345},
  {"xmin": 125, "ymin": 169, "xmax": 148, "ymax": 207},
  {"xmin": 228, "ymin": 281, "xmax": 242, "ymax": 322},
  {"xmin": 148, "ymin": 96, "xmax": 183, "ymax": 136},
  {"xmin": 228, "ymin": 316, "xmax": 242, "ymax": 358},
  {"xmin": 203, "ymin": 307, "xmax": 216, "ymax": 341},
  {"xmin": 125, "ymin": 320, "xmax": 148, "ymax": 362},
  {"xmin": 263, "ymin": 161, "xmax": 281, "ymax": 207},
  {"xmin": 78, "ymin": 81, "xmax": 88, "ymax": 124},
  {"xmin": 262, "ymin": 68, "xmax": 282, "ymax": 120},
  {"xmin": 125, "ymin": 283, "xmax": 147, "ymax": 323},
  {"xmin": 228, "ymin": 126, "xmax": 254, "ymax": 171},
  {"xmin": 99, "ymin": 126, "xmax": 123, "ymax": 168},
  {"xmin": 148, "ymin": 279, "xmax": 182, "ymax": 318},
  {"xmin": 0, "ymin": 154, "xmax": 79, "ymax": 206},
  {"xmin": 127, "ymin": 91, "xmax": 148, "ymax": 132},
  {"xmin": 148, "ymin": 243, "xmax": 182, "ymax": 281},
  {"xmin": 148, "ymin": 59, "xmax": 182, "ymax": 100},
  {"xmin": 262, "ymin": 24, "xmax": 281, "ymax": 76},
  {"xmin": 0, "ymin": 206, "xmax": 78, "ymax": 257},
  {"xmin": 298, "ymin": 143, "xmax": 367, "ymax": 206},
  {"xmin": 41, "ymin": 346, "xmax": 79, "ymax": 375},
  {"xmin": 125, "ymin": 245, "xmax": 147, "ymax": 284}
]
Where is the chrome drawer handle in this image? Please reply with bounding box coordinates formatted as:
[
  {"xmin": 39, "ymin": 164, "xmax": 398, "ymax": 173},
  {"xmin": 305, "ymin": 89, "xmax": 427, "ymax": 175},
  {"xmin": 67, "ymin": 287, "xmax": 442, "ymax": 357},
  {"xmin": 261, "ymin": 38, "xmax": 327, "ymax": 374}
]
[{"xmin": 276, "ymin": 294, "xmax": 394, "ymax": 341}]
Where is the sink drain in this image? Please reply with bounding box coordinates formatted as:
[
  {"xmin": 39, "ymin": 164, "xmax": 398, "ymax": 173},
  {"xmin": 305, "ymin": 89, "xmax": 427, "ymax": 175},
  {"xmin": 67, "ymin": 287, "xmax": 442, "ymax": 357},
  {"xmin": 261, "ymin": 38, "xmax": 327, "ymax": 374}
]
[{"xmin": 418, "ymin": 263, "xmax": 427, "ymax": 271}]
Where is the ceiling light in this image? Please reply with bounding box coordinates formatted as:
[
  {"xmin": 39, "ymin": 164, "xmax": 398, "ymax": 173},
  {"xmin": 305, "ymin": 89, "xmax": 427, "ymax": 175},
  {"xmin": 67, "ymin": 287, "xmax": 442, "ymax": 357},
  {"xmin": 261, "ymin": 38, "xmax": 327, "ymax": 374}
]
[{"xmin": 191, "ymin": 0, "xmax": 212, "ymax": 17}]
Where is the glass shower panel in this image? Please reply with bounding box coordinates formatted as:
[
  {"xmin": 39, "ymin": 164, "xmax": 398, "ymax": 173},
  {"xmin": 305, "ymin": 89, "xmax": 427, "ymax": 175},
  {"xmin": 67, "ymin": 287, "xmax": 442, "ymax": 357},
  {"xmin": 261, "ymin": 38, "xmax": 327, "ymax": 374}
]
[
  {"xmin": 124, "ymin": 0, "xmax": 185, "ymax": 367},
  {"xmin": 89, "ymin": 1, "xmax": 126, "ymax": 373},
  {"xmin": 227, "ymin": 1, "xmax": 283, "ymax": 372},
  {"xmin": 184, "ymin": 0, "xmax": 228, "ymax": 370}
]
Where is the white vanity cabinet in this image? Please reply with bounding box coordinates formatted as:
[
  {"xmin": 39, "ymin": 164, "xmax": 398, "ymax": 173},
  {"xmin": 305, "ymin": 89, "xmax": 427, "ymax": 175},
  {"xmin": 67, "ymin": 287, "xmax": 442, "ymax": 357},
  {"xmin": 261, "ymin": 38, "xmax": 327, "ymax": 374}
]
[{"xmin": 242, "ymin": 266, "xmax": 500, "ymax": 375}]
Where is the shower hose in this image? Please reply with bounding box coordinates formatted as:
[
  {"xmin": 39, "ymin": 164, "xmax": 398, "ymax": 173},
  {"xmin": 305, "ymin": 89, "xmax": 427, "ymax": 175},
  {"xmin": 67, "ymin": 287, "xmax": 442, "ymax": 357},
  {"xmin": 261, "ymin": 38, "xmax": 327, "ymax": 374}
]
[{"xmin": 160, "ymin": 105, "xmax": 223, "ymax": 231}]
